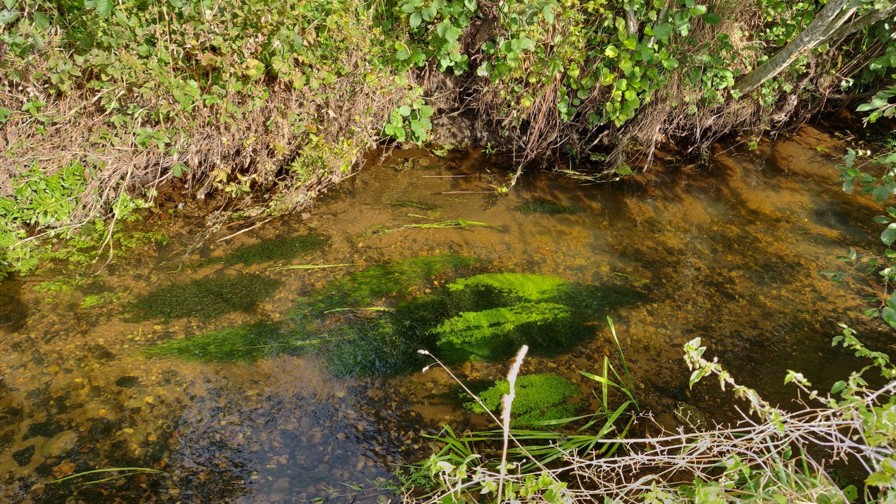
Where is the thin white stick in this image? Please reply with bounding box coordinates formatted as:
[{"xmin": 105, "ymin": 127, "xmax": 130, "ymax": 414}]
[{"xmin": 498, "ymin": 345, "xmax": 528, "ymax": 503}]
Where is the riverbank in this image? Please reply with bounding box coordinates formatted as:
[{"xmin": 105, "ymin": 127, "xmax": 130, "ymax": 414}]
[{"xmin": 3, "ymin": 1, "xmax": 894, "ymax": 279}]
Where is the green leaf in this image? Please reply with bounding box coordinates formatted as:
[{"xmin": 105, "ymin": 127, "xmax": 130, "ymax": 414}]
[
  {"xmin": 410, "ymin": 121, "xmax": 427, "ymax": 142},
  {"xmin": 409, "ymin": 12, "xmax": 422, "ymax": 28},
  {"xmin": 881, "ymin": 307, "xmax": 896, "ymax": 329},
  {"xmin": 542, "ymin": 4, "xmax": 555, "ymax": 23},
  {"xmin": 866, "ymin": 471, "xmax": 893, "ymax": 487},
  {"xmin": 171, "ymin": 163, "xmax": 189, "ymax": 177},
  {"xmin": 873, "ymin": 185, "xmax": 890, "ymax": 203},
  {"xmin": 703, "ymin": 12, "xmax": 721, "ymax": 25},
  {"xmin": 96, "ymin": 0, "xmax": 113, "ymax": 17},
  {"xmin": 653, "ymin": 22, "xmax": 673, "ymax": 42},
  {"xmin": 882, "ymin": 224, "xmax": 896, "ymax": 246},
  {"xmin": 604, "ymin": 45, "xmax": 619, "ymax": 58}
]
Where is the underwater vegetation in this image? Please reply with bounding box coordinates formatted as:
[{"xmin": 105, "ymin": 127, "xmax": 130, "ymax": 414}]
[
  {"xmin": 302, "ymin": 254, "xmax": 479, "ymax": 312},
  {"xmin": 464, "ymin": 373, "xmax": 581, "ymax": 427},
  {"xmin": 311, "ymin": 270, "xmax": 644, "ymax": 375},
  {"xmin": 516, "ymin": 198, "xmax": 579, "ymax": 215},
  {"xmin": 129, "ymin": 273, "xmax": 280, "ymax": 321},
  {"xmin": 205, "ymin": 233, "xmax": 329, "ymax": 267},
  {"xmin": 144, "ymin": 257, "xmax": 644, "ymax": 378},
  {"xmin": 145, "ymin": 322, "xmax": 290, "ymax": 362}
]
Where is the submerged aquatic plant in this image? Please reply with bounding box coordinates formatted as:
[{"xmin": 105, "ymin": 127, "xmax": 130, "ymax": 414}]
[
  {"xmin": 377, "ymin": 219, "xmax": 505, "ymax": 234},
  {"xmin": 428, "ymin": 273, "xmax": 642, "ymax": 362},
  {"xmin": 144, "ymin": 322, "xmax": 296, "ymax": 362},
  {"xmin": 303, "ymin": 254, "xmax": 478, "ymax": 312},
  {"xmin": 465, "ymin": 373, "xmax": 581, "ymax": 427},
  {"xmin": 129, "ymin": 273, "xmax": 280, "ymax": 320},
  {"xmin": 208, "ymin": 233, "xmax": 329, "ymax": 266}
]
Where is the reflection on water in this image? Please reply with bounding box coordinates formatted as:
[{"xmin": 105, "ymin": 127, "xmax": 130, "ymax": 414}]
[{"xmin": 0, "ymin": 125, "xmax": 889, "ymax": 501}]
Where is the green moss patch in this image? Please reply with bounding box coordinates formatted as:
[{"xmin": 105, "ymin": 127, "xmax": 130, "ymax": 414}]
[
  {"xmin": 130, "ymin": 273, "xmax": 280, "ymax": 320},
  {"xmin": 210, "ymin": 233, "xmax": 329, "ymax": 266},
  {"xmin": 145, "ymin": 322, "xmax": 292, "ymax": 362},
  {"xmin": 426, "ymin": 273, "xmax": 643, "ymax": 362},
  {"xmin": 464, "ymin": 374, "xmax": 580, "ymax": 427},
  {"xmin": 516, "ymin": 198, "xmax": 579, "ymax": 215}
]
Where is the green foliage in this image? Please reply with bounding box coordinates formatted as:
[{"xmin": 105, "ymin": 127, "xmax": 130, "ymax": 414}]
[
  {"xmin": 383, "ymin": 86, "xmax": 435, "ymax": 143},
  {"xmin": 858, "ymin": 85, "xmax": 896, "ymax": 124},
  {"xmin": 394, "ymin": 0, "xmax": 477, "ymax": 74},
  {"xmin": 0, "ymin": 159, "xmax": 158, "ymax": 278},
  {"xmin": 465, "ymin": 373, "xmax": 580, "ymax": 427},
  {"xmin": 129, "ymin": 273, "xmax": 281, "ymax": 321},
  {"xmin": 208, "ymin": 233, "xmax": 329, "ymax": 267},
  {"xmin": 145, "ymin": 322, "xmax": 289, "ymax": 362}
]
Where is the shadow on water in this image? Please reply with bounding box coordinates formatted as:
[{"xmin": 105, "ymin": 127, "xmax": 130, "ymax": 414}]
[
  {"xmin": 0, "ymin": 277, "xmax": 27, "ymax": 332},
  {"xmin": 129, "ymin": 273, "xmax": 281, "ymax": 321}
]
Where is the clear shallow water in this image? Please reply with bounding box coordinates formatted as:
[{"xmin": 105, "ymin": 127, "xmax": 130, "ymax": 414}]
[{"xmin": 0, "ymin": 125, "xmax": 890, "ymax": 502}]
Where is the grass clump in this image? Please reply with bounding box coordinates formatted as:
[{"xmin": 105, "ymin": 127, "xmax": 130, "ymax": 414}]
[
  {"xmin": 209, "ymin": 234, "xmax": 329, "ymax": 267},
  {"xmin": 145, "ymin": 322, "xmax": 290, "ymax": 362},
  {"xmin": 465, "ymin": 373, "xmax": 580, "ymax": 428},
  {"xmin": 130, "ymin": 273, "xmax": 280, "ymax": 321},
  {"xmin": 517, "ymin": 199, "xmax": 579, "ymax": 215}
]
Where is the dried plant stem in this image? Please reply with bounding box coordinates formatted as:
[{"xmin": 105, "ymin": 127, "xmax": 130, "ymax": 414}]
[{"xmin": 498, "ymin": 345, "xmax": 529, "ymax": 503}]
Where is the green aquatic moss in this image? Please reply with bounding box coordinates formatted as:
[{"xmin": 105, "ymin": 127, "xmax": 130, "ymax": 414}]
[
  {"xmin": 446, "ymin": 273, "xmax": 568, "ymax": 302},
  {"xmin": 306, "ymin": 254, "xmax": 477, "ymax": 311},
  {"xmin": 465, "ymin": 373, "xmax": 580, "ymax": 427},
  {"xmin": 130, "ymin": 273, "xmax": 280, "ymax": 320},
  {"xmin": 145, "ymin": 322, "xmax": 291, "ymax": 362},
  {"xmin": 211, "ymin": 233, "xmax": 329, "ymax": 266},
  {"xmin": 429, "ymin": 273, "xmax": 616, "ymax": 362},
  {"xmin": 516, "ymin": 198, "xmax": 579, "ymax": 215},
  {"xmin": 432, "ymin": 302, "xmax": 571, "ymax": 360}
]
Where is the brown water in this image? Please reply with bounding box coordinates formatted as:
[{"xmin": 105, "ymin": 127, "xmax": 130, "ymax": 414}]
[{"xmin": 0, "ymin": 125, "xmax": 890, "ymax": 502}]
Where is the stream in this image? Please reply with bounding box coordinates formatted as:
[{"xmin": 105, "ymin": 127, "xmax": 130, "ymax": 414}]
[{"xmin": 0, "ymin": 124, "xmax": 891, "ymax": 502}]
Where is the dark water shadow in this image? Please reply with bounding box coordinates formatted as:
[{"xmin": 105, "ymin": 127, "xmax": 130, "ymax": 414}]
[{"xmin": 0, "ymin": 277, "xmax": 27, "ymax": 333}]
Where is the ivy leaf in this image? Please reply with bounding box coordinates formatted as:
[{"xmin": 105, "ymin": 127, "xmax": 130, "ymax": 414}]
[
  {"xmin": 604, "ymin": 45, "xmax": 619, "ymax": 58},
  {"xmin": 409, "ymin": 12, "xmax": 422, "ymax": 28}
]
